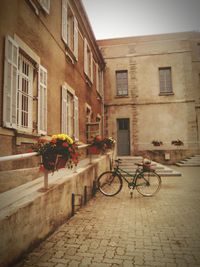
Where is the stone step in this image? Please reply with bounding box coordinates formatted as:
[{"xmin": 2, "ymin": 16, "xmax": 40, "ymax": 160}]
[
  {"xmin": 117, "ymin": 157, "xmax": 181, "ymax": 176},
  {"xmin": 176, "ymin": 155, "xmax": 200, "ymax": 167}
]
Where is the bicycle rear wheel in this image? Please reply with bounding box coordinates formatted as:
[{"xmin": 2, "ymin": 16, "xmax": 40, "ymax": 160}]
[
  {"xmin": 136, "ymin": 171, "xmax": 161, "ymax": 196},
  {"xmin": 97, "ymin": 171, "xmax": 122, "ymax": 196}
]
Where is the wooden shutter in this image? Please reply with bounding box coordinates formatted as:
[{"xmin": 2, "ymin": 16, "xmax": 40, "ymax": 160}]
[
  {"xmin": 84, "ymin": 38, "xmax": 88, "ymax": 76},
  {"xmin": 96, "ymin": 63, "xmax": 99, "ymax": 92},
  {"xmin": 165, "ymin": 68, "xmax": 172, "ymax": 92},
  {"xmin": 74, "ymin": 96, "xmax": 79, "ymax": 140},
  {"xmin": 74, "ymin": 17, "xmax": 78, "ymax": 60},
  {"xmin": 61, "ymin": 86, "xmax": 68, "ymax": 134},
  {"xmin": 3, "ymin": 36, "xmax": 18, "ymax": 129},
  {"xmin": 38, "ymin": 0, "xmax": 50, "ymax": 14},
  {"xmin": 38, "ymin": 65, "xmax": 47, "ymax": 134},
  {"xmin": 90, "ymin": 55, "xmax": 93, "ymax": 83},
  {"xmin": 100, "ymin": 70, "xmax": 104, "ymax": 96},
  {"xmin": 62, "ymin": 0, "xmax": 68, "ymax": 45},
  {"xmin": 159, "ymin": 68, "xmax": 165, "ymax": 93}
]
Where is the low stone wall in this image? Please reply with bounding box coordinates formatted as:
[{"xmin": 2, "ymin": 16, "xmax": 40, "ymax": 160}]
[
  {"xmin": 0, "ymin": 153, "xmax": 111, "ymax": 267},
  {"xmin": 0, "ymin": 167, "xmax": 43, "ymax": 193},
  {"xmin": 137, "ymin": 149, "xmax": 200, "ymax": 165}
]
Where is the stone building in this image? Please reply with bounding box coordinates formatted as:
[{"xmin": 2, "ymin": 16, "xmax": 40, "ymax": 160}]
[
  {"xmin": 0, "ymin": 0, "xmax": 104, "ymax": 170},
  {"xmin": 1, "ymin": 1, "xmax": 200, "ymax": 168},
  {"xmin": 98, "ymin": 32, "xmax": 200, "ymax": 163}
]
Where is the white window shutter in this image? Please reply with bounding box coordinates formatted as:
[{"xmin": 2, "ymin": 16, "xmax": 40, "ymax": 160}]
[
  {"xmin": 74, "ymin": 17, "xmax": 78, "ymax": 60},
  {"xmin": 96, "ymin": 63, "xmax": 99, "ymax": 92},
  {"xmin": 100, "ymin": 70, "xmax": 104, "ymax": 97},
  {"xmin": 38, "ymin": 0, "xmax": 50, "ymax": 14},
  {"xmin": 38, "ymin": 65, "xmax": 47, "ymax": 135},
  {"xmin": 3, "ymin": 36, "xmax": 18, "ymax": 129},
  {"xmin": 74, "ymin": 96, "xmax": 79, "ymax": 140},
  {"xmin": 84, "ymin": 38, "xmax": 88, "ymax": 76},
  {"xmin": 62, "ymin": 0, "xmax": 68, "ymax": 45},
  {"xmin": 61, "ymin": 86, "xmax": 68, "ymax": 134},
  {"xmin": 91, "ymin": 55, "xmax": 93, "ymax": 83}
]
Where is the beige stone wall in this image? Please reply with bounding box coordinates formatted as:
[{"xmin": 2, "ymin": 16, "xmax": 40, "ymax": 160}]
[{"xmin": 99, "ymin": 32, "xmax": 200, "ymax": 163}]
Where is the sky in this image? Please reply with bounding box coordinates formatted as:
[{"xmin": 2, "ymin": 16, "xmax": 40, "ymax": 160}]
[{"xmin": 82, "ymin": 0, "xmax": 200, "ymax": 40}]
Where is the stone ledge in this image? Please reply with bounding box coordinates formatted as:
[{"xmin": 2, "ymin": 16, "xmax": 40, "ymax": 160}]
[{"xmin": 0, "ymin": 154, "xmax": 111, "ymax": 267}]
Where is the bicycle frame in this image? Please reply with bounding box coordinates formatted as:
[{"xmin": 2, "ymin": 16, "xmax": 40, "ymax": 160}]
[{"xmin": 113, "ymin": 165, "xmax": 142, "ymax": 189}]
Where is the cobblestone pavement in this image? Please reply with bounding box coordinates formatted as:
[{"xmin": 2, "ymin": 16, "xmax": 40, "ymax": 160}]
[{"xmin": 14, "ymin": 166, "xmax": 200, "ymax": 267}]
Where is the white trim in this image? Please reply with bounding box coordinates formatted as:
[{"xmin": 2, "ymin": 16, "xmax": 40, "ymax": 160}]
[
  {"xmin": 3, "ymin": 35, "xmax": 19, "ymax": 129},
  {"xmin": 63, "ymin": 82, "xmax": 75, "ymax": 95},
  {"xmin": 62, "ymin": 0, "xmax": 68, "ymax": 44},
  {"xmin": 38, "ymin": 0, "xmax": 50, "ymax": 14},
  {"xmin": 38, "ymin": 65, "xmax": 47, "ymax": 135},
  {"xmin": 14, "ymin": 34, "xmax": 40, "ymax": 64},
  {"xmin": 74, "ymin": 96, "xmax": 79, "ymax": 140}
]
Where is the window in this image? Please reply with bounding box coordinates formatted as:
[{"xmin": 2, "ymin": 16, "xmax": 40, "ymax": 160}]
[
  {"xmin": 62, "ymin": 85, "xmax": 79, "ymax": 140},
  {"xmin": 62, "ymin": 0, "xmax": 78, "ymax": 60},
  {"xmin": 159, "ymin": 67, "xmax": 173, "ymax": 94},
  {"xmin": 96, "ymin": 64, "xmax": 103, "ymax": 96},
  {"xmin": 116, "ymin": 70, "xmax": 128, "ymax": 96},
  {"xmin": 17, "ymin": 54, "xmax": 34, "ymax": 130},
  {"xmin": 84, "ymin": 38, "xmax": 93, "ymax": 83},
  {"xmin": 3, "ymin": 35, "xmax": 47, "ymax": 134},
  {"xmin": 198, "ymin": 43, "xmax": 200, "ymax": 58},
  {"xmin": 38, "ymin": 0, "xmax": 50, "ymax": 14},
  {"xmin": 85, "ymin": 104, "xmax": 92, "ymax": 123}
]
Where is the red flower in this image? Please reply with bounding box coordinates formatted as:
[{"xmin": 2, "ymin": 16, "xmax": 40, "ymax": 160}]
[
  {"xmin": 62, "ymin": 142, "xmax": 68, "ymax": 148},
  {"xmin": 95, "ymin": 135, "xmax": 102, "ymax": 141}
]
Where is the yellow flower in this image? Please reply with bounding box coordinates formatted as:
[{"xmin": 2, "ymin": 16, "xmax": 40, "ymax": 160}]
[{"xmin": 51, "ymin": 134, "xmax": 73, "ymax": 144}]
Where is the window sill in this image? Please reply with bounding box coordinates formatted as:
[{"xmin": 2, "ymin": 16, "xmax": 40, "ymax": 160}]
[
  {"xmin": 159, "ymin": 92, "xmax": 174, "ymax": 96},
  {"xmin": 85, "ymin": 74, "xmax": 93, "ymax": 87},
  {"xmin": 65, "ymin": 47, "xmax": 77, "ymax": 65},
  {"xmin": 115, "ymin": 95, "xmax": 129, "ymax": 98}
]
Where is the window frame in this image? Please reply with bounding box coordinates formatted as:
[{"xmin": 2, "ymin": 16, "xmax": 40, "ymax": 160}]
[
  {"xmin": 61, "ymin": 85, "xmax": 79, "ymax": 140},
  {"xmin": 3, "ymin": 35, "xmax": 47, "ymax": 135},
  {"xmin": 84, "ymin": 38, "xmax": 93, "ymax": 84},
  {"xmin": 158, "ymin": 67, "xmax": 173, "ymax": 95},
  {"xmin": 197, "ymin": 43, "xmax": 200, "ymax": 58},
  {"xmin": 17, "ymin": 53, "xmax": 34, "ymax": 132},
  {"xmin": 116, "ymin": 70, "xmax": 128, "ymax": 97},
  {"xmin": 62, "ymin": 0, "xmax": 78, "ymax": 60}
]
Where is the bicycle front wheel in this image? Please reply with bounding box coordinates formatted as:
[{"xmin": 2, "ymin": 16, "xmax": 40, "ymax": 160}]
[
  {"xmin": 97, "ymin": 171, "xmax": 122, "ymax": 196},
  {"xmin": 136, "ymin": 171, "xmax": 161, "ymax": 197}
]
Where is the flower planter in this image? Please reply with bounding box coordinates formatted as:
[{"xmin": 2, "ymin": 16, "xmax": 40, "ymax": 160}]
[
  {"xmin": 42, "ymin": 153, "xmax": 68, "ymax": 171},
  {"xmin": 88, "ymin": 146, "xmax": 101, "ymax": 155},
  {"xmin": 55, "ymin": 155, "xmax": 68, "ymax": 169}
]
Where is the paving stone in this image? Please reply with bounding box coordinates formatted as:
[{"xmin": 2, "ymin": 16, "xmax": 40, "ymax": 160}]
[{"xmin": 12, "ymin": 167, "xmax": 200, "ymax": 267}]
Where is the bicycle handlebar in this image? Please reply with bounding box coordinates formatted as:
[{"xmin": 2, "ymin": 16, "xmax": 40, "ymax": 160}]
[{"xmin": 115, "ymin": 159, "xmax": 122, "ymax": 164}]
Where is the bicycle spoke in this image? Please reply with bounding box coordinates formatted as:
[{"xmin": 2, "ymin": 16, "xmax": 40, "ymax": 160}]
[
  {"xmin": 136, "ymin": 171, "xmax": 161, "ymax": 196},
  {"xmin": 97, "ymin": 171, "xmax": 122, "ymax": 196}
]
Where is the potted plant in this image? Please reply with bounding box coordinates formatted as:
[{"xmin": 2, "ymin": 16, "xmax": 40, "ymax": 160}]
[
  {"xmin": 88, "ymin": 135, "xmax": 106, "ymax": 154},
  {"xmin": 103, "ymin": 137, "xmax": 116, "ymax": 149},
  {"xmin": 32, "ymin": 134, "xmax": 79, "ymax": 172},
  {"xmin": 171, "ymin": 139, "xmax": 184, "ymax": 146},
  {"xmin": 152, "ymin": 140, "xmax": 163, "ymax": 146}
]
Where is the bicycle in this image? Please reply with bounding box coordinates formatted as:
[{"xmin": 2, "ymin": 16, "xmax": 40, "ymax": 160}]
[{"xmin": 97, "ymin": 159, "xmax": 161, "ymax": 197}]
